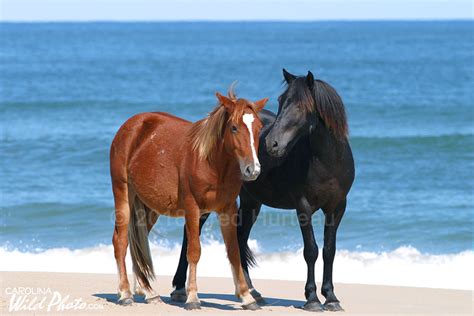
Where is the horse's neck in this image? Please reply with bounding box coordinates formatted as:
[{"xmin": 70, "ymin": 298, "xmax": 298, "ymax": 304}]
[
  {"xmin": 309, "ymin": 123, "xmax": 346, "ymax": 162},
  {"xmin": 207, "ymin": 143, "xmax": 240, "ymax": 181}
]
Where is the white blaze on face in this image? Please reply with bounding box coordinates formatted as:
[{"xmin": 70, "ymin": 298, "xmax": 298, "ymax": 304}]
[{"xmin": 242, "ymin": 113, "xmax": 261, "ymax": 173}]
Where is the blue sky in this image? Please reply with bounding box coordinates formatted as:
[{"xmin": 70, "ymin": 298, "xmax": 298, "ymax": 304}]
[{"xmin": 1, "ymin": 0, "xmax": 472, "ymax": 21}]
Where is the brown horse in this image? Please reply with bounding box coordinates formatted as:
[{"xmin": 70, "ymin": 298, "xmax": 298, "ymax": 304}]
[{"xmin": 110, "ymin": 88, "xmax": 268, "ymax": 310}]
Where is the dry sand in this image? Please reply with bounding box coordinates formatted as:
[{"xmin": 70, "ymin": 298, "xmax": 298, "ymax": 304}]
[{"xmin": 0, "ymin": 272, "xmax": 472, "ymax": 315}]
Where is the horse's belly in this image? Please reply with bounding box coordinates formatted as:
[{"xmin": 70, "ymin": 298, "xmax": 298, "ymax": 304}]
[
  {"xmin": 131, "ymin": 171, "xmax": 180, "ymax": 214},
  {"xmin": 244, "ymin": 176, "xmax": 296, "ymax": 209}
]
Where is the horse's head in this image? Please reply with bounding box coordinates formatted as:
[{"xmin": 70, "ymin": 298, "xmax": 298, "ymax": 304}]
[
  {"xmin": 216, "ymin": 92, "xmax": 268, "ymax": 181},
  {"xmin": 266, "ymin": 69, "xmax": 318, "ymax": 158}
]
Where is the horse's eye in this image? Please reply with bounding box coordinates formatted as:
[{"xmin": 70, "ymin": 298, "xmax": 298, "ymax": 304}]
[{"xmin": 231, "ymin": 126, "xmax": 238, "ymax": 134}]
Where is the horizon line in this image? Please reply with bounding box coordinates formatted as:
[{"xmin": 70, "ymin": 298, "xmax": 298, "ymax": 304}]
[{"xmin": 1, "ymin": 18, "xmax": 473, "ymax": 23}]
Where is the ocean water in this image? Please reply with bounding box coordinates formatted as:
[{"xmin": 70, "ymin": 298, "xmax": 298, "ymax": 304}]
[{"xmin": 1, "ymin": 22, "xmax": 473, "ymax": 289}]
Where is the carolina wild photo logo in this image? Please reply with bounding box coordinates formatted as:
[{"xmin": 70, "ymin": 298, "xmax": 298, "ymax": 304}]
[{"xmin": 5, "ymin": 287, "xmax": 103, "ymax": 312}]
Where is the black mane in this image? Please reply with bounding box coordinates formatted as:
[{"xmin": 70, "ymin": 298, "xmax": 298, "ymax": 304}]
[{"xmin": 285, "ymin": 77, "xmax": 348, "ymax": 140}]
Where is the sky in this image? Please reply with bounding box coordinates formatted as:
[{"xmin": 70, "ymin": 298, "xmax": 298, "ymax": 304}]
[{"xmin": 0, "ymin": 0, "xmax": 472, "ymax": 21}]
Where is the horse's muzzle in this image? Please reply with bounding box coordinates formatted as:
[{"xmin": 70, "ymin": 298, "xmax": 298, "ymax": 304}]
[
  {"xmin": 266, "ymin": 137, "xmax": 285, "ymax": 158},
  {"xmin": 242, "ymin": 163, "xmax": 261, "ymax": 181}
]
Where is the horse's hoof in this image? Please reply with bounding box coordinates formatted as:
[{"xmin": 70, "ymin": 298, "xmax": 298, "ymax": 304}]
[
  {"xmin": 242, "ymin": 302, "xmax": 261, "ymax": 311},
  {"xmin": 250, "ymin": 289, "xmax": 266, "ymax": 305},
  {"xmin": 134, "ymin": 287, "xmax": 145, "ymax": 296},
  {"xmin": 323, "ymin": 302, "xmax": 344, "ymax": 312},
  {"xmin": 184, "ymin": 302, "xmax": 201, "ymax": 310},
  {"xmin": 117, "ymin": 297, "xmax": 134, "ymax": 306},
  {"xmin": 255, "ymin": 296, "xmax": 267, "ymax": 305},
  {"xmin": 170, "ymin": 288, "xmax": 187, "ymax": 303},
  {"xmin": 303, "ymin": 301, "xmax": 324, "ymax": 312},
  {"xmin": 145, "ymin": 295, "xmax": 163, "ymax": 304}
]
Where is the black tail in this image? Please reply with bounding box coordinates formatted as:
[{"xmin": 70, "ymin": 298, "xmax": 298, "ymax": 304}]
[
  {"xmin": 240, "ymin": 239, "xmax": 257, "ymax": 268},
  {"xmin": 237, "ymin": 193, "xmax": 259, "ymax": 269},
  {"xmin": 128, "ymin": 197, "xmax": 155, "ymax": 291}
]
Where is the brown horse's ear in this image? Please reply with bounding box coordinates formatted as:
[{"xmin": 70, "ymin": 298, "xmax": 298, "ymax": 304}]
[
  {"xmin": 216, "ymin": 92, "xmax": 235, "ymax": 112},
  {"xmin": 253, "ymin": 98, "xmax": 269, "ymax": 112}
]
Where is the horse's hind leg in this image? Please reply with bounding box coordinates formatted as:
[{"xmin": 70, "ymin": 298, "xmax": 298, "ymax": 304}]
[
  {"xmin": 321, "ymin": 199, "xmax": 346, "ymax": 312},
  {"xmin": 296, "ymin": 197, "xmax": 323, "ymax": 312},
  {"xmin": 112, "ymin": 182, "xmax": 134, "ymax": 305},
  {"xmin": 237, "ymin": 189, "xmax": 263, "ymax": 303},
  {"xmin": 170, "ymin": 213, "xmax": 210, "ymax": 303}
]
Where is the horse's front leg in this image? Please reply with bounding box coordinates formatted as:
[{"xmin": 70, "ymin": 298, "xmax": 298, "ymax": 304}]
[
  {"xmin": 296, "ymin": 197, "xmax": 323, "ymax": 312},
  {"xmin": 170, "ymin": 213, "xmax": 210, "ymax": 302},
  {"xmin": 219, "ymin": 202, "xmax": 260, "ymax": 310},
  {"xmin": 184, "ymin": 207, "xmax": 202, "ymax": 310},
  {"xmin": 321, "ymin": 199, "xmax": 346, "ymax": 311}
]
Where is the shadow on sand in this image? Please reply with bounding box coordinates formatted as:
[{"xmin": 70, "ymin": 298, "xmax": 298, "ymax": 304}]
[{"xmin": 93, "ymin": 292, "xmax": 304, "ymax": 310}]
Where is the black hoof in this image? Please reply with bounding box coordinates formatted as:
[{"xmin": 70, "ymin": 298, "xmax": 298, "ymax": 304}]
[
  {"xmin": 184, "ymin": 302, "xmax": 201, "ymax": 310},
  {"xmin": 323, "ymin": 302, "xmax": 344, "ymax": 312},
  {"xmin": 303, "ymin": 301, "xmax": 324, "ymax": 312},
  {"xmin": 250, "ymin": 289, "xmax": 266, "ymax": 305},
  {"xmin": 242, "ymin": 302, "xmax": 261, "ymax": 311},
  {"xmin": 117, "ymin": 297, "xmax": 134, "ymax": 306},
  {"xmin": 170, "ymin": 289, "xmax": 187, "ymax": 303}
]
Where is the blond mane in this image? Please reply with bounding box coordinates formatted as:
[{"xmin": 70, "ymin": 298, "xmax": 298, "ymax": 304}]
[{"xmin": 188, "ymin": 86, "xmax": 240, "ymax": 160}]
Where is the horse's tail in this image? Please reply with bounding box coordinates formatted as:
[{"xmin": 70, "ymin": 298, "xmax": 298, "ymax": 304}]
[
  {"xmin": 238, "ymin": 223, "xmax": 257, "ymax": 268},
  {"xmin": 128, "ymin": 197, "xmax": 155, "ymax": 291},
  {"xmin": 240, "ymin": 240, "xmax": 257, "ymax": 268}
]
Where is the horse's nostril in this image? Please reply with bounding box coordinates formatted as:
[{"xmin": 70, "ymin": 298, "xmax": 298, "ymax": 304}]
[
  {"xmin": 245, "ymin": 166, "xmax": 252, "ymax": 176},
  {"xmin": 272, "ymin": 141, "xmax": 278, "ymax": 148}
]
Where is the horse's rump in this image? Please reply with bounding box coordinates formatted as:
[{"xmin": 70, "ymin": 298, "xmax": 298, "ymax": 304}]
[{"xmin": 111, "ymin": 112, "xmax": 191, "ymax": 214}]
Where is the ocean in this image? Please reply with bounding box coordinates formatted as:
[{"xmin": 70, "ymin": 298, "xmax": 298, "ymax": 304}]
[{"xmin": 1, "ymin": 21, "xmax": 473, "ymax": 290}]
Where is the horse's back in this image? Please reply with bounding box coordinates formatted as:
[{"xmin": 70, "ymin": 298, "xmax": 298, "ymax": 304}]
[
  {"xmin": 111, "ymin": 111, "xmax": 190, "ymax": 166},
  {"xmin": 259, "ymin": 109, "xmax": 276, "ymax": 128}
]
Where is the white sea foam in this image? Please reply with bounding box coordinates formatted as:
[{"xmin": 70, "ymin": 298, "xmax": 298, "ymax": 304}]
[{"xmin": 1, "ymin": 240, "xmax": 472, "ymax": 290}]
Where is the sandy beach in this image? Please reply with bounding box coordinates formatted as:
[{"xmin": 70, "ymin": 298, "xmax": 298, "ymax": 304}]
[{"xmin": 0, "ymin": 272, "xmax": 471, "ymax": 315}]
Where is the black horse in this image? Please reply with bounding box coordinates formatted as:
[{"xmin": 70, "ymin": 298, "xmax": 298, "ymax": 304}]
[{"xmin": 170, "ymin": 69, "xmax": 355, "ymax": 312}]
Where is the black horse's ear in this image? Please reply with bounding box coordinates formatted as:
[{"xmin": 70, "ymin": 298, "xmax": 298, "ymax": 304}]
[
  {"xmin": 306, "ymin": 71, "xmax": 314, "ymax": 89},
  {"xmin": 283, "ymin": 68, "xmax": 296, "ymax": 83}
]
